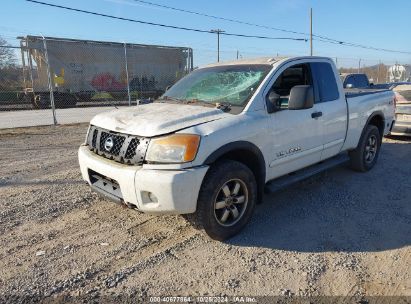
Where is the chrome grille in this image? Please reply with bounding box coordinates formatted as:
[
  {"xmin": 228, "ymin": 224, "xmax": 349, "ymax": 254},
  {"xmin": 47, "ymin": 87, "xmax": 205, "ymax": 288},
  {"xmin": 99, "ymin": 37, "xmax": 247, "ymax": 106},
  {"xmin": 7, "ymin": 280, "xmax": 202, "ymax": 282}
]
[
  {"xmin": 125, "ymin": 138, "xmax": 138, "ymax": 159},
  {"xmin": 92, "ymin": 129, "xmax": 98, "ymax": 147},
  {"xmin": 86, "ymin": 125, "xmax": 149, "ymax": 165},
  {"xmin": 99, "ymin": 131, "xmax": 125, "ymax": 156}
]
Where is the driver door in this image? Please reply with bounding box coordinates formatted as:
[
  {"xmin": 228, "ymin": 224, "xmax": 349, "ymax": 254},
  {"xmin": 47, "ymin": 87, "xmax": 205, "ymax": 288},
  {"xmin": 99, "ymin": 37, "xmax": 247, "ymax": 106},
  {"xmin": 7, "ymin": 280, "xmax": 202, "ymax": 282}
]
[{"xmin": 265, "ymin": 62, "xmax": 324, "ymax": 180}]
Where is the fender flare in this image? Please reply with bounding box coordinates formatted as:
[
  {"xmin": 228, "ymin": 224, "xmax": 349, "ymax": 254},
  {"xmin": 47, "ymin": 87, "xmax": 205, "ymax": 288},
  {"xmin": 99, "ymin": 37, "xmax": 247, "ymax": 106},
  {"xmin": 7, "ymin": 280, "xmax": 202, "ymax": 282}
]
[
  {"xmin": 203, "ymin": 141, "xmax": 266, "ymax": 202},
  {"xmin": 352, "ymin": 111, "xmax": 385, "ymax": 151},
  {"xmin": 364, "ymin": 110, "xmax": 385, "ymax": 137}
]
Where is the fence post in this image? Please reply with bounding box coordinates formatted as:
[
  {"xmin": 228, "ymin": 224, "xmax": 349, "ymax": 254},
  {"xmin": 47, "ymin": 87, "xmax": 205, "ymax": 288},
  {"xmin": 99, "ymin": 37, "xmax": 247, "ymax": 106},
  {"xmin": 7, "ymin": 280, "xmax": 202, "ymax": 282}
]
[
  {"xmin": 42, "ymin": 36, "xmax": 57, "ymax": 125},
  {"xmin": 124, "ymin": 43, "xmax": 131, "ymax": 106}
]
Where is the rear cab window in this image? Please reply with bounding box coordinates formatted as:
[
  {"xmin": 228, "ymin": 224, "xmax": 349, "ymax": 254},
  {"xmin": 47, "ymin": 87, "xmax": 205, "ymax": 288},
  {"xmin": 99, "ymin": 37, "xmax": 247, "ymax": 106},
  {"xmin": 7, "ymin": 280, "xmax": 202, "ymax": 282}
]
[{"xmin": 310, "ymin": 62, "xmax": 340, "ymax": 103}]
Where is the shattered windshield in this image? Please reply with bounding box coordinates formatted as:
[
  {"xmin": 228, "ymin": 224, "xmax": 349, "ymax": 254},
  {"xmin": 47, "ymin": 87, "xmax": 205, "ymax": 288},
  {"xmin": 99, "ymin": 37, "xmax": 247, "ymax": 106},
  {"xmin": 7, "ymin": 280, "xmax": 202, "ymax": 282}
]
[{"xmin": 160, "ymin": 64, "xmax": 271, "ymax": 109}]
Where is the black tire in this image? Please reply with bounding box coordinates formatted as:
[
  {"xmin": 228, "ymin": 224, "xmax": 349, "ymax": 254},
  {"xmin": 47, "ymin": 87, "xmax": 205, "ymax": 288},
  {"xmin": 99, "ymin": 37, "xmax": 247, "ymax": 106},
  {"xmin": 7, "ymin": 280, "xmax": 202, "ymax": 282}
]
[
  {"xmin": 33, "ymin": 94, "xmax": 50, "ymax": 109},
  {"xmin": 184, "ymin": 160, "xmax": 257, "ymax": 241},
  {"xmin": 59, "ymin": 93, "xmax": 78, "ymax": 108},
  {"xmin": 349, "ymin": 125, "xmax": 381, "ymax": 172}
]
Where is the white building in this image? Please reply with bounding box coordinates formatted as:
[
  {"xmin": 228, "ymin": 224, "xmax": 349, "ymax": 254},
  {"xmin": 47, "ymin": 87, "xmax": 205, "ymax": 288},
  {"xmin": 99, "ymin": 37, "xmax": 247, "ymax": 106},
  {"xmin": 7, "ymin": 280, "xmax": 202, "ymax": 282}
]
[{"xmin": 388, "ymin": 64, "xmax": 411, "ymax": 83}]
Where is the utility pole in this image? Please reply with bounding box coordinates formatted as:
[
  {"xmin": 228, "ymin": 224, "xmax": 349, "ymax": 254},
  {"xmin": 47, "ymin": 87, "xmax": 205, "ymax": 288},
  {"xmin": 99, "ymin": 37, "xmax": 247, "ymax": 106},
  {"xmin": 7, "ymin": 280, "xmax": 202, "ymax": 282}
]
[
  {"xmin": 310, "ymin": 8, "xmax": 313, "ymax": 56},
  {"xmin": 211, "ymin": 29, "xmax": 225, "ymax": 62},
  {"xmin": 358, "ymin": 59, "xmax": 361, "ymax": 73},
  {"xmin": 377, "ymin": 60, "xmax": 381, "ymax": 83},
  {"xmin": 236, "ymin": 50, "xmax": 239, "ymax": 60}
]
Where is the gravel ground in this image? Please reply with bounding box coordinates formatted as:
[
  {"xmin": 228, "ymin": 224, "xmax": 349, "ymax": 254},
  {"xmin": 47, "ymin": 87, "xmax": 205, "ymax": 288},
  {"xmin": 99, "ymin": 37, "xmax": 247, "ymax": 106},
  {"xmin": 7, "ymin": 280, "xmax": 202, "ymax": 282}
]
[{"xmin": 0, "ymin": 124, "xmax": 410, "ymax": 302}]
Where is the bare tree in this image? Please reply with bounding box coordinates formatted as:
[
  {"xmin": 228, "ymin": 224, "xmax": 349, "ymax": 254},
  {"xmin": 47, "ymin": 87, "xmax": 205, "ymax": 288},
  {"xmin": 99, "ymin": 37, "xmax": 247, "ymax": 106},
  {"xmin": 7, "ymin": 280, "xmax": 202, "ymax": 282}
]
[
  {"xmin": 0, "ymin": 36, "xmax": 22, "ymax": 90},
  {"xmin": 0, "ymin": 36, "xmax": 16, "ymax": 68}
]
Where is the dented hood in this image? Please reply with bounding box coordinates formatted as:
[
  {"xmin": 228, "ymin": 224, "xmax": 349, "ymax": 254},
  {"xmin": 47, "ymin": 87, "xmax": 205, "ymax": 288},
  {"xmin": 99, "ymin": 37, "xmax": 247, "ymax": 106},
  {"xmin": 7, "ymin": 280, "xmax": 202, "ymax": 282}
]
[{"xmin": 90, "ymin": 103, "xmax": 229, "ymax": 137}]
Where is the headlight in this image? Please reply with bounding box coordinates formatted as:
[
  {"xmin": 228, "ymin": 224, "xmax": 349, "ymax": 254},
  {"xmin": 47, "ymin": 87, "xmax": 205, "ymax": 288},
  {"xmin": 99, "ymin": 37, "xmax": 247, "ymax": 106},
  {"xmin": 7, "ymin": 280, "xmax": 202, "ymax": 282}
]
[{"xmin": 145, "ymin": 134, "xmax": 201, "ymax": 163}]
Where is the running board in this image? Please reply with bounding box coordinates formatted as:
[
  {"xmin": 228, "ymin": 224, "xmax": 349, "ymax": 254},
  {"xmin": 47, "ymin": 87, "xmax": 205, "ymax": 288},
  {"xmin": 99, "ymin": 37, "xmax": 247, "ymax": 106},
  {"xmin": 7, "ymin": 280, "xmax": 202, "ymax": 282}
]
[{"xmin": 264, "ymin": 153, "xmax": 350, "ymax": 193}]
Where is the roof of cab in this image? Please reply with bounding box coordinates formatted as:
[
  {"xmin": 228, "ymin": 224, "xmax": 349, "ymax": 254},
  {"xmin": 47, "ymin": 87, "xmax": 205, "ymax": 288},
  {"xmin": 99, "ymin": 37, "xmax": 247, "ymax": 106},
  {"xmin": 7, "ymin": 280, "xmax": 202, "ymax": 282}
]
[
  {"xmin": 203, "ymin": 57, "xmax": 289, "ymax": 68},
  {"xmin": 202, "ymin": 56, "xmax": 332, "ymax": 68}
]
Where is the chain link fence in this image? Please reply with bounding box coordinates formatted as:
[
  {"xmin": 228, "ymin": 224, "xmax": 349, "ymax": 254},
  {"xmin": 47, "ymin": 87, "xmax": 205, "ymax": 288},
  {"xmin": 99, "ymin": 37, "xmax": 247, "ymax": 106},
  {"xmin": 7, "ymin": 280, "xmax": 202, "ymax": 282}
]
[
  {"xmin": 0, "ymin": 35, "xmax": 193, "ymax": 127},
  {"xmin": 1, "ymin": 35, "xmax": 410, "ymax": 128}
]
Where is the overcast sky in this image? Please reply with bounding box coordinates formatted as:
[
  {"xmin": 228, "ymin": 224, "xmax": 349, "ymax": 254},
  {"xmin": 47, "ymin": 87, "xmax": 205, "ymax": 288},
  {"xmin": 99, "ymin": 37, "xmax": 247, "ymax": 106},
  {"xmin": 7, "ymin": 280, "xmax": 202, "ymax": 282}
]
[{"xmin": 2, "ymin": 0, "xmax": 411, "ymax": 67}]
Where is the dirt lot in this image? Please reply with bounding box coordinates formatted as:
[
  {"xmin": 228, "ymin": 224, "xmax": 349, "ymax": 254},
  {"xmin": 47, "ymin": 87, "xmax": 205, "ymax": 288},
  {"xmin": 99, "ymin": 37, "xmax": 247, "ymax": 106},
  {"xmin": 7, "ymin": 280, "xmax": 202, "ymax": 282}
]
[{"xmin": 0, "ymin": 124, "xmax": 410, "ymax": 302}]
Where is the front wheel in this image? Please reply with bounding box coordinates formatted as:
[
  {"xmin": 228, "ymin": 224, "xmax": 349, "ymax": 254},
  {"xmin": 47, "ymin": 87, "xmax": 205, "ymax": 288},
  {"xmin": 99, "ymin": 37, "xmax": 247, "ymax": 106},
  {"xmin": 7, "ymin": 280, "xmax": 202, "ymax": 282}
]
[
  {"xmin": 349, "ymin": 125, "xmax": 381, "ymax": 172},
  {"xmin": 184, "ymin": 160, "xmax": 257, "ymax": 241}
]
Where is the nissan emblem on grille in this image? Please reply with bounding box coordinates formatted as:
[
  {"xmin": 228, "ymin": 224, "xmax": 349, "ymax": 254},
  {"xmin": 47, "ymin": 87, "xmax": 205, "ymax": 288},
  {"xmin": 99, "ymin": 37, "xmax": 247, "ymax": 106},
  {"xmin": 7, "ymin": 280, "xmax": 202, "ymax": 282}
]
[
  {"xmin": 104, "ymin": 137, "xmax": 114, "ymax": 151},
  {"xmin": 87, "ymin": 126, "xmax": 149, "ymax": 165}
]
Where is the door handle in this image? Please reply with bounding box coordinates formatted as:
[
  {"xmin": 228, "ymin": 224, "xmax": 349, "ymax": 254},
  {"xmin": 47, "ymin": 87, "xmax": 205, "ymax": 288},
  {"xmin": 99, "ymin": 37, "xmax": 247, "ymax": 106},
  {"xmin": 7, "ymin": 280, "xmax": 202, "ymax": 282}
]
[{"xmin": 311, "ymin": 111, "xmax": 323, "ymax": 119}]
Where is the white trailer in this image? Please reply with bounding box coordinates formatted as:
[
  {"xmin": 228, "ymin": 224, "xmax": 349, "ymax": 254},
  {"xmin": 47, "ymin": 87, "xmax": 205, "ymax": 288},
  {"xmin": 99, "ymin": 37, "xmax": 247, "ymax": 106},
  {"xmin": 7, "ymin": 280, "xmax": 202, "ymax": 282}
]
[{"xmin": 19, "ymin": 35, "xmax": 193, "ymax": 108}]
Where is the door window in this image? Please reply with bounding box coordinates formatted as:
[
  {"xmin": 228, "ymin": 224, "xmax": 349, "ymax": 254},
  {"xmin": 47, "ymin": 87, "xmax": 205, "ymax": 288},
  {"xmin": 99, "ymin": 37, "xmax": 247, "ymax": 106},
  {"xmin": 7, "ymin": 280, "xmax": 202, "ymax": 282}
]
[{"xmin": 267, "ymin": 63, "xmax": 312, "ymax": 110}]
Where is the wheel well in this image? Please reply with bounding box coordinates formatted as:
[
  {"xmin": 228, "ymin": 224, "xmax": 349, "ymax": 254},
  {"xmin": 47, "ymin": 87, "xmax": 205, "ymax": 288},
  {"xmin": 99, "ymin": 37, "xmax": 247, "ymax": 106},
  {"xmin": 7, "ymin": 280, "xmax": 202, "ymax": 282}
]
[
  {"xmin": 368, "ymin": 114, "xmax": 385, "ymax": 137},
  {"xmin": 209, "ymin": 149, "xmax": 265, "ymax": 203}
]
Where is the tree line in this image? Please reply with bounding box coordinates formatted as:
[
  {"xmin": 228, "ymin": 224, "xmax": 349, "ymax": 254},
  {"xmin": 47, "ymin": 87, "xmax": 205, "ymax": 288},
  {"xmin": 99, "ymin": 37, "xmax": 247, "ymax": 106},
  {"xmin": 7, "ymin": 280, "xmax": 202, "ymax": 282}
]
[{"xmin": 0, "ymin": 37, "xmax": 22, "ymax": 91}]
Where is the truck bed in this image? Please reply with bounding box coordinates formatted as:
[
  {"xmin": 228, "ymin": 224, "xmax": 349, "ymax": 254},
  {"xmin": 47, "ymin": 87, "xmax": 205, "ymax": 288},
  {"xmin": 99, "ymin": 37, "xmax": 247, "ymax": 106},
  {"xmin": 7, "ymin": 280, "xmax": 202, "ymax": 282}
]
[
  {"xmin": 345, "ymin": 88, "xmax": 391, "ymax": 98},
  {"xmin": 342, "ymin": 87, "xmax": 394, "ymax": 151}
]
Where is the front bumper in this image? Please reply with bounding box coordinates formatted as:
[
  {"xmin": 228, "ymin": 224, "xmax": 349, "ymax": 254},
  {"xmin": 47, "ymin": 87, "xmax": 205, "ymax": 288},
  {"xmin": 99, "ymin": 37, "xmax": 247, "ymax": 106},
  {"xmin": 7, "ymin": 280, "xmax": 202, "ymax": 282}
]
[
  {"xmin": 391, "ymin": 121, "xmax": 411, "ymax": 135},
  {"xmin": 391, "ymin": 108, "xmax": 411, "ymax": 136},
  {"xmin": 78, "ymin": 145, "xmax": 209, "ymax": 214}
]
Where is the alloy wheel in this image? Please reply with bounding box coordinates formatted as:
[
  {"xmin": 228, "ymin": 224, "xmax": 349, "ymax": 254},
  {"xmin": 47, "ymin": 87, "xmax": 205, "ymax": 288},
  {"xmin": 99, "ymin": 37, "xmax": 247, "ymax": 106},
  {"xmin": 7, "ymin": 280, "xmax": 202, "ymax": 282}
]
[
  {"xmin": 213, "ymin": 179, "xmax": 248, "ymax": 227},
  {"xmin": 365, "ymin": 134, "xmax": 378, "ymax": 164}
]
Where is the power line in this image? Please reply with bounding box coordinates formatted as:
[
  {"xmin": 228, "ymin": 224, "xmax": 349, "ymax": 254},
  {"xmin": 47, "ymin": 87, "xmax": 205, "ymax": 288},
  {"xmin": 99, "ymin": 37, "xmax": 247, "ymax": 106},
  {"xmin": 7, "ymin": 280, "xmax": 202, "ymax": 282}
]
[
  {"xmin": 0, "ymin": 45, "xmax": 21, "ymax": 49},
  {"xmin": 131, "ymin": 0, "xmax": 311, "ymax": 38},
  {"xmin": 25, "ymin": 0, "xmax": 306, "ymax": 42},
  {"xmin": 130, "ymin": 0, "xmax": 346, "ymax": 44},
  {"xmin": 130, "ymin": 0, "xmax": 411, "ymax": 55},
  {"xmin": 314, "ymin": 36, "xmax": 411, "ymax": 55}
]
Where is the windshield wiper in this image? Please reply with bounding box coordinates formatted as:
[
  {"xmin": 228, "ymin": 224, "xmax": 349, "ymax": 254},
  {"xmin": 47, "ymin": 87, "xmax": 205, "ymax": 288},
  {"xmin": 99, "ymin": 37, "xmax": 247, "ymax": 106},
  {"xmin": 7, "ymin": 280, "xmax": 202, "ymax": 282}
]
[
  {"xmin": 158, "ymin": 96, "xmax": 186, "ymax": 102},
  {"xmin": 181, "ymin": 99, "xmax": 216, "ymax": 108},
  {"xmin": 184, "ymin": 100, "xmax": 233, "ymax": 112},
  {"xmin": 215, "ymin": 102, "xmax": 232, "ymax": 112},
  {"xmin": 158, "ymin": 97, "xmax": 232, "ymax": 111}
]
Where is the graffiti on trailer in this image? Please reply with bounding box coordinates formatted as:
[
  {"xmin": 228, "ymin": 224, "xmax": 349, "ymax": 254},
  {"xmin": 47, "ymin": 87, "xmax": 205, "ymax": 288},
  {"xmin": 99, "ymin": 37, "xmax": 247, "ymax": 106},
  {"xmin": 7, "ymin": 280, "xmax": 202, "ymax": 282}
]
[
  {"xmin": 129, "ymin": 76, "xmax": 158, "ymax": 92},
  {"xmin": 91, "ymin": 73, "xmax": 126, "ymax": 92},
  {"xmin": 69, "ymin": 63, "xmax": 84, "ymax": 74}
]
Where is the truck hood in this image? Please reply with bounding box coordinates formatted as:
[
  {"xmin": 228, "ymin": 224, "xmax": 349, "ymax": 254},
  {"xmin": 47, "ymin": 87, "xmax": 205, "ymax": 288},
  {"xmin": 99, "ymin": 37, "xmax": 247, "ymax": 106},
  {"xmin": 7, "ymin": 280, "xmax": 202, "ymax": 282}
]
[{"xmin": 90, "ymin": 103, "xmax": 230, "ymax": 137}]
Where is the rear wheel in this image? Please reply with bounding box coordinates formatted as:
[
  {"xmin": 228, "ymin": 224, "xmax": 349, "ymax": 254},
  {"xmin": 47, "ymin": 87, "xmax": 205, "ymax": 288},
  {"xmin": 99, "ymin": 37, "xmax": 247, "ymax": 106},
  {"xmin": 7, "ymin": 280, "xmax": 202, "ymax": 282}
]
[
  {"xmin": 184, "ymin": 160, "xmax": 257, "ymax": 241},
  {"xmin": 33, "ymin": 94, "xmax": 50, "ymax": 109},
  {"xmin": 349, "ymin": 125, "xmax": 381, "ymax": 172},
  {"xmin": 55, "ymin": 93, "xmax": 78, "ymax": 108}
]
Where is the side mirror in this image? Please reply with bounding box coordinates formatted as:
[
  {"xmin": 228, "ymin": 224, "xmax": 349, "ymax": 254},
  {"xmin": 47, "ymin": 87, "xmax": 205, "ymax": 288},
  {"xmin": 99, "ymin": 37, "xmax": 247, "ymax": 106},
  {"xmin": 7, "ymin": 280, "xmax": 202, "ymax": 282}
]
[
  {"xmin": 345, "ymin": 83, "xmax": 353, "ymax": 89},
  {"xmin": 266, "ymin": 91, "xmax": 280, "ymax": 113},
  {"xmin": 288, "ymin": 85, "xmax": 314, "ymax": 110}
]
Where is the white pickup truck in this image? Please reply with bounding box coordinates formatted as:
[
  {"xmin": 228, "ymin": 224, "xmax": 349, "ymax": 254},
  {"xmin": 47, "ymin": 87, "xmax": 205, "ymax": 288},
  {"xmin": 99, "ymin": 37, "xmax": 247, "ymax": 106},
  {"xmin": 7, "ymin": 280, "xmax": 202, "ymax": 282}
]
[{"xmin": 79, "ymin": 56, "xmax": 395, "ymax": 240}]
